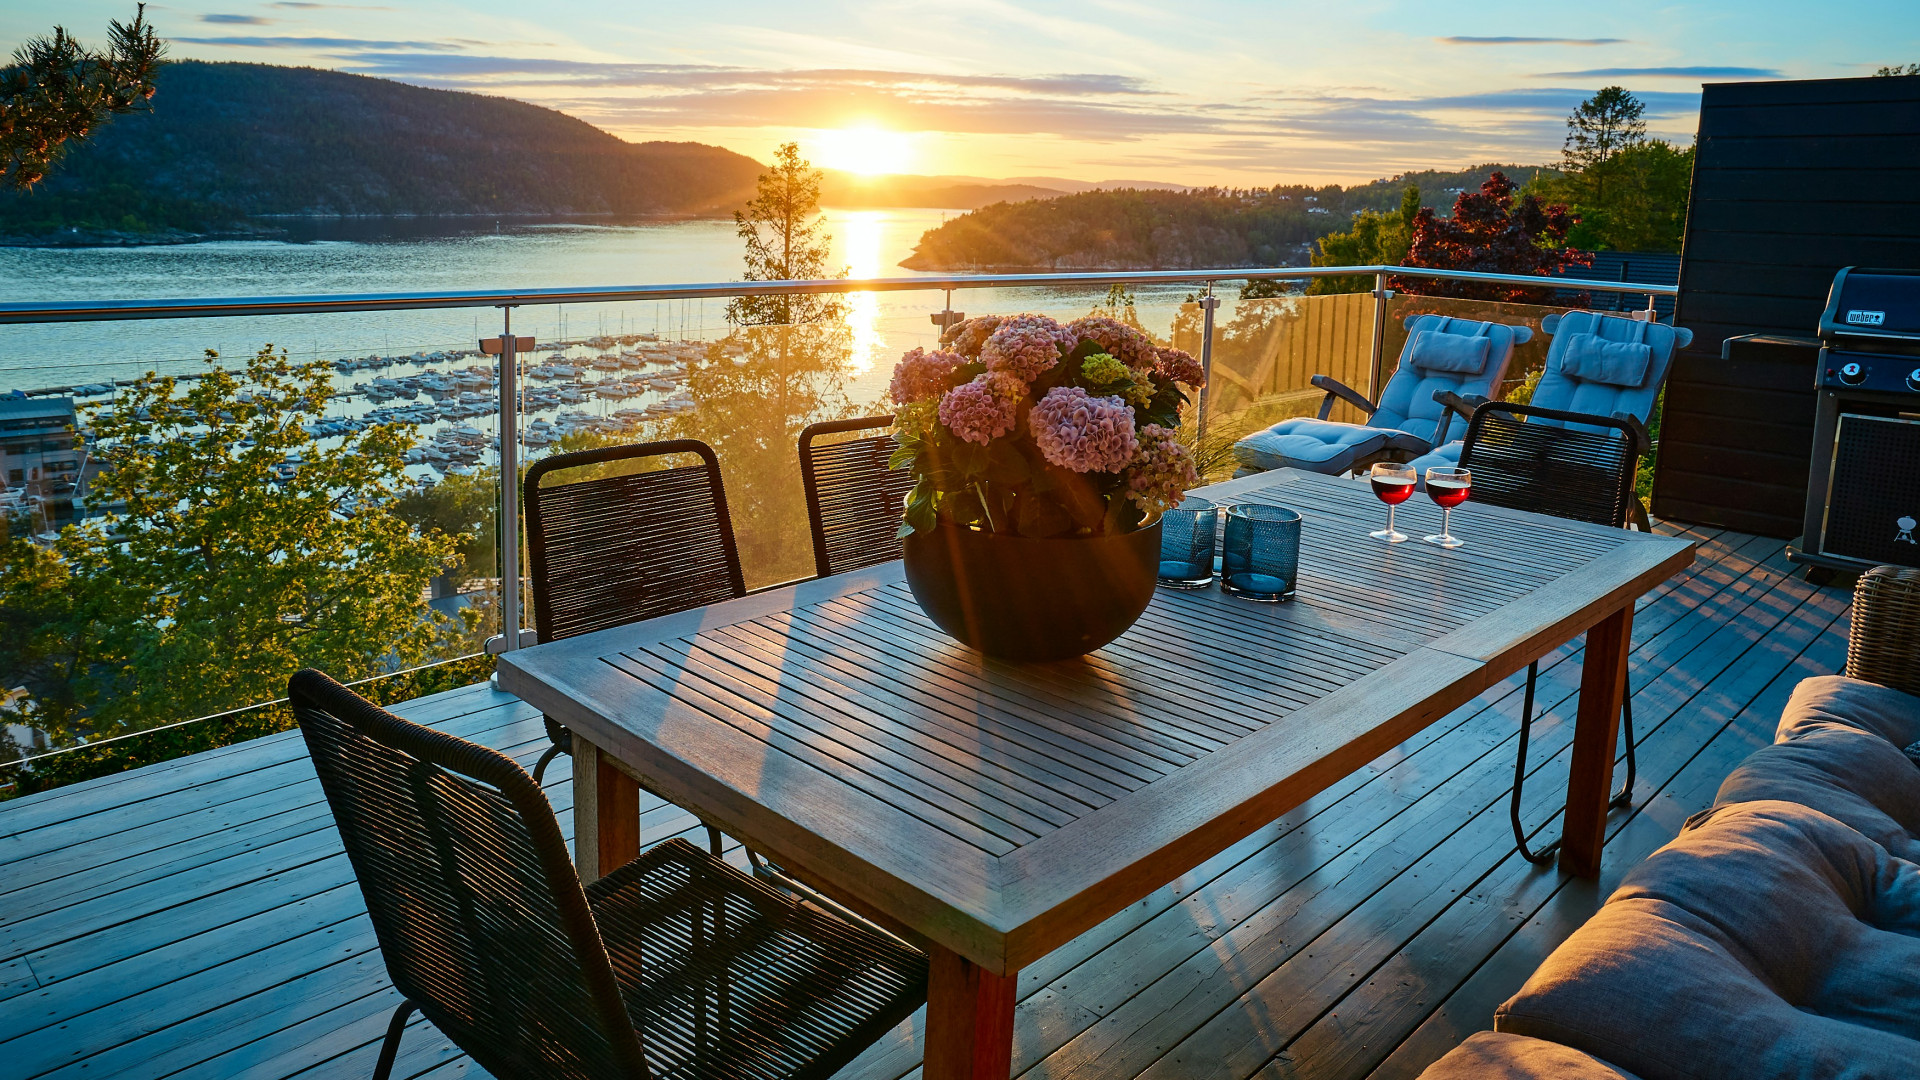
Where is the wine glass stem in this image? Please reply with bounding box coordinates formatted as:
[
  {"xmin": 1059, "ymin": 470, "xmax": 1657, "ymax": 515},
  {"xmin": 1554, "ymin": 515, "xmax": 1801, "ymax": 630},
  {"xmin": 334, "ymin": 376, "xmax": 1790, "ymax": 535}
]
[
  {"xmin": 1387, "ymin": 504, "xmax": 1395, "ymax": 533},
  {"xmin": 1441, "ymin": 506, "xmax": 1452, "ymax": 538}
]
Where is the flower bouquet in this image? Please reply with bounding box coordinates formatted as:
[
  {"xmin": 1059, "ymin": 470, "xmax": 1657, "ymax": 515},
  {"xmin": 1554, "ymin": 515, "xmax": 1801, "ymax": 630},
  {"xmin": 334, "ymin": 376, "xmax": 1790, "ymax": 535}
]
[
  {"xmin": 889, "ymin": 313, "xmax": 1205, "ymax": 539},
  {"xmin": 885, "ymin": 313, "xmax": 1206, "ymax": 659}
]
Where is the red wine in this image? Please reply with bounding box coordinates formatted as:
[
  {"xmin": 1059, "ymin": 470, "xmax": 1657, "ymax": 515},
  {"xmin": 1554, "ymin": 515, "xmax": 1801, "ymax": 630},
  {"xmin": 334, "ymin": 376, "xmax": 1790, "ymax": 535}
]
[
  {"xmin": 1371, "ymin": 476, "xmax": 1415, "ymax": 505},
  {"xmin": 1427, "ymin": 479, "xmax": 1471, "ymax": 508}
]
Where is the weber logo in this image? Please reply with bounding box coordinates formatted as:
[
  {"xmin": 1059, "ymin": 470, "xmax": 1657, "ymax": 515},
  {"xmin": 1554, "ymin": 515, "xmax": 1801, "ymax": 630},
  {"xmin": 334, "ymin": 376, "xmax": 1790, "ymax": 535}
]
[{"xmin": 1846, "ymin": 310, "xmax": 1887, "ymax": 327}]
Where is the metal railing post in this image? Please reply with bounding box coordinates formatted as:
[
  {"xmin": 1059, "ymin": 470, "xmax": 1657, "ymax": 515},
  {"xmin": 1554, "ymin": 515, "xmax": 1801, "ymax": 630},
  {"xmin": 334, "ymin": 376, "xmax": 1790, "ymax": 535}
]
[
  {"xmin": 480, "ymin": 313, "xmax": 533, "ymax": 656},
  {"xmin": 1196, "ymin": 283, "xmax": 1219, "ymax": 442},
  {"xmin": 1368, "ymin": 272, "xmax": 1393, "ymax": 402}
]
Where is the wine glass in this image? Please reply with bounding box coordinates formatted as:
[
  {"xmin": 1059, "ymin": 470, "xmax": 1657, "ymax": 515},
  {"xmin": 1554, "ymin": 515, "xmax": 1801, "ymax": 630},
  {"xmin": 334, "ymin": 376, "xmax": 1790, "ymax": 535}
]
[
  {"xmin": 1368, "ymin": 462, "xmax": 1416, "ymax": 542},
  {"xmin": 1424, "ymin": 466, "xmax": 1471, "ymax": 548}
]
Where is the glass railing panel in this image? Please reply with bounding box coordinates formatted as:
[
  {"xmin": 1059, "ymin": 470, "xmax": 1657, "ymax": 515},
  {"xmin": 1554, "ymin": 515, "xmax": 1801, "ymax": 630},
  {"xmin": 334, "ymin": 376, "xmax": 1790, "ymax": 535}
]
[
  {"xmin": 1177, "ymin": 290, "xmax": 1381, "ymax": 440},
  {"xmin": 1, "ymin": 313, "xmax": 506, "ymax": 776}
]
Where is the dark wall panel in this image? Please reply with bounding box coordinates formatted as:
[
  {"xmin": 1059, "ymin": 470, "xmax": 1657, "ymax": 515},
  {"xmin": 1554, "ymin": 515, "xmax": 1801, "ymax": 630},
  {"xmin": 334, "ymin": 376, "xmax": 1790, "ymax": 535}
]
[{"xmin": 1657, "ymin": 74, "xmax": 1920, "ymax": 536}]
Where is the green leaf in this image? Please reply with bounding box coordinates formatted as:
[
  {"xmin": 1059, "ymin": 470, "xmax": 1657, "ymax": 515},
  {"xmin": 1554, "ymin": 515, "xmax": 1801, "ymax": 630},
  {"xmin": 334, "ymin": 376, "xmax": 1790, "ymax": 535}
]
[
  {"xmin": 903, "ymin": 478, "xmax": 938, "ymax": 535},
  {"xmin": 983, "ymin": 439, "xmax": 1032, "ymax": 485}
]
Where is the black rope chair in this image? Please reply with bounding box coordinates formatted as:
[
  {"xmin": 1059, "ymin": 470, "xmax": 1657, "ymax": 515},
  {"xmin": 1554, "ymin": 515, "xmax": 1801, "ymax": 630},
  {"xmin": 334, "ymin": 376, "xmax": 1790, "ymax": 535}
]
[
  {"xmin": 1456, "ymin": 401, "xmax": 1642, "ymax": 865},
  {"xmin": 522, "ymin": 439, "xmax": 745, "ymax": 853},
  {"xmin": 798, "ymin": 416, "xmax": 911, "ymax": 579},
  {"xmin": 290, "ymin": 668, "xmax": 928, "ymax": 1080}
]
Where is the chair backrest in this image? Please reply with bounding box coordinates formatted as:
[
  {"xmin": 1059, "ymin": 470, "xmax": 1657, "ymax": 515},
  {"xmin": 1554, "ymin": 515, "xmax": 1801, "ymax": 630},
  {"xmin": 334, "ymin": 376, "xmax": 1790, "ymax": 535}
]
[
  {"xmin": 524, "ymin": 439, "xmax": 745, "ymax": 644},
  {"xmin": 1532, "ymin": 311, "xmax": 1694, "ymax": 432},
  {"xmin": 798, "ymin": 415, "xmax": 911, "ymax": 578},
  {"xmin": 289, "ymin": 669, "xmax": 648, "ymax": 1080},
  {"xmin": 1458, "ymin": 401, "xmax": 1639, "ymax": 529},
  {"xmin": 1372, "ymin": 314, "xmax": 1532, "ymax": 446}
]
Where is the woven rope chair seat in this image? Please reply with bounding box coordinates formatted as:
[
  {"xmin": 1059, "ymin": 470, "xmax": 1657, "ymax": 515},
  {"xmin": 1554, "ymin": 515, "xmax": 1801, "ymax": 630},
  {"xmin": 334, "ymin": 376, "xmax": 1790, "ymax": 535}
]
[{"xmin": 588, "ymin": 838, "xmax": 928, "ymax": 1080}]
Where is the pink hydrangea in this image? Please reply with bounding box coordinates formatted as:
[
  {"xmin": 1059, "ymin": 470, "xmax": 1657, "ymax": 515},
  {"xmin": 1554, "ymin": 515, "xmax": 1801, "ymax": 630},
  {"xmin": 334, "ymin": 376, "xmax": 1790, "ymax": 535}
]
[
  {"xmin": 1154, "ymin": 345, "xmax": 1206, "ymax": 388},
  {"xmin": 941, "ymin": 315, "xmax": 1004, "ymax": 360},
  {"xmin": 1029, "ymin": 386, "xmax": 1138, "ymax": 473},
  {"xmin": 1126, "ymin": 424, "xmax": 1201, "ymax": 512},
  {"xmin": 981, "ymin": 314, "xmax": 1075, "ymax": 382},
  {"xmin": 939, "ymin": 372, "xmax": 1024, "ymax": 445},
  {"xmin": 1068, "ymin": 315, "xmax": 1157, "ymax": 372},
  {"xmin": 889, "ymin": 347, "xmax": 966, "ymax": 405}
]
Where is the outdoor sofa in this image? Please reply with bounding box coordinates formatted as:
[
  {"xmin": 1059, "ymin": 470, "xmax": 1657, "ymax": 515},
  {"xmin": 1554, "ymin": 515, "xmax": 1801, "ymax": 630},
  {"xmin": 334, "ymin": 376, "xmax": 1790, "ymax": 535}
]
[{"xmin": 1420, "ymin": 565, "xmax": 1920, "ymax": 1080}]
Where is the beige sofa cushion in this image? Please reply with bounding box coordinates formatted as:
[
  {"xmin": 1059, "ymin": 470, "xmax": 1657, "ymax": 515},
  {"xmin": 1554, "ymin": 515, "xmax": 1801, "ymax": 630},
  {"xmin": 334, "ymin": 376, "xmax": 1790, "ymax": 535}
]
[
  {"xmin": 1714, "ymin": 675, "xmax": 1920, "ymax": 861},
  {"xmin": 1495, "ymin": 800, "xmax": 1920, "ymax": 1080},
  {"xmin": 1418, "ymin": 1031, "xmax": 1639, "ymax": 1078}
]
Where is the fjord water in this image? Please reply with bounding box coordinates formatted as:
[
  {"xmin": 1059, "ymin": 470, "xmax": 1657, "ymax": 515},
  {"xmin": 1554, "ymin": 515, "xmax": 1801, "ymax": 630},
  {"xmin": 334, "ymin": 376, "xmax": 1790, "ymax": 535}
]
[
  {"xmin": 0, "ymin": 207, "xmax": 1206, "ymax": 395},
  {"xmin": 0, "ymin": 209, "xmax": 961, "ymax": 392}
]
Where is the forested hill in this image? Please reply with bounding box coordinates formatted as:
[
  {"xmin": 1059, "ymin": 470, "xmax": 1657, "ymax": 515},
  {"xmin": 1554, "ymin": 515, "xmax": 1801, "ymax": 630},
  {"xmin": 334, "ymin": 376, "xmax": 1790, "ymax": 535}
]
[
  {"xmin": 901, "ymin": 164, "xmax": 1551, "ymax": 271},
  {"xmin": 0, "ymin": 61, "xmax": 766, "ymax": 243}
]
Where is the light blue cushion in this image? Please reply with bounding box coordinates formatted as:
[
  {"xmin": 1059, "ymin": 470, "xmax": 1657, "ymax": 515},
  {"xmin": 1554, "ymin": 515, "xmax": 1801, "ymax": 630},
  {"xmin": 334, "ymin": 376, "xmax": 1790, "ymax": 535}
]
[
  {"xmin": 1408, "ymin": 330, "xmax": 1492, "ymax": 375},
  {"xmin": 1560, "ymin": 333, "xmax": 1652, "ymax": 388},
  {"xmin": 1372, "ymin": 315, "xmax": 1530, "ymax": 448},
  {"xmin": 1533, "ymin": 313, "xmax": 1690, "ymax": 433},
  {"xmin": 1232, "ymin": 419, "xmax": 1395, "ymax": 474}
]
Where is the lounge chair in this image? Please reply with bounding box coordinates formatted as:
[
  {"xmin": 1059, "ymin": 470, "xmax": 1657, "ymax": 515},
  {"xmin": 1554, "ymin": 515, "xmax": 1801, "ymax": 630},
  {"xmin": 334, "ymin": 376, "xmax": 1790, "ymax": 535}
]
[
  {"xmin": 1408, "ymin": 311, "xmax": 1694, "ymax": 525},
  {"xmin": 1231, "ymin": 314, "xmax": 1531, "ymax": 477}
]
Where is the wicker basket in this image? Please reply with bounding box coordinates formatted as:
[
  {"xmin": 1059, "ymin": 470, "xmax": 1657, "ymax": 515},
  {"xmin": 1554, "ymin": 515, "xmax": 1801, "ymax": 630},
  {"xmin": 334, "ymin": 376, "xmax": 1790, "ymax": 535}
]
[{"xmin": 1846, "ymin": 565, "xmax": 1920, "ymax": 697}]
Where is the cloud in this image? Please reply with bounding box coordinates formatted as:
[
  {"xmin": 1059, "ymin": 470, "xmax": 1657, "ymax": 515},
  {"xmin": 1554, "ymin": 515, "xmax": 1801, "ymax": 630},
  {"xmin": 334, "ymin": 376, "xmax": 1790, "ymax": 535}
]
[
  {"xmin": 177, "ymin": 36, "xmax": 464, "ymax": 51},
  {"xmin": 201, "ymin": 14, "xmax": 272, "ymax": 25},
  {"xmin": 268, "ymin": 2, "xmax": 395, "ymax": 8},
  {"xmin": 1536, "ymin": 66, "xmax": 1781, "ymax": 78},
  {"xmin": 336, "ymin": 55, "xmax": 1157, "ymax": 97},
  {"xmin": 1441, "ymin": 37, "xmax": 1626, "ymax": 46}
]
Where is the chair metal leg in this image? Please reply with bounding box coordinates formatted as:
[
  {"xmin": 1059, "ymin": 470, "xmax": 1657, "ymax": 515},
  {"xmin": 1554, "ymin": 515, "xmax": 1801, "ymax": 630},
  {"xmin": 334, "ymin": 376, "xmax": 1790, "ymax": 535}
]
[
  {"xmin": 371, "ymin": 999, "xmax": 415, "ymax": 1080},
  {"xmin": 1610, "ymin": 695, "xmax": 1636, "ymax": 810},
  {"xmin": 530, "ymin": 743, "xmax": 564, "ymax": 785},
  {"xmin": 1511, "ymin": 662, "xmax": 1561, "ymax": 865},
  {"xmin": 704, "ymin": 823, "xmax": 723, "ymax": 857},
  {"xmin": 531, "ymin": 715, "xmax": 572, "ymax": 786}
]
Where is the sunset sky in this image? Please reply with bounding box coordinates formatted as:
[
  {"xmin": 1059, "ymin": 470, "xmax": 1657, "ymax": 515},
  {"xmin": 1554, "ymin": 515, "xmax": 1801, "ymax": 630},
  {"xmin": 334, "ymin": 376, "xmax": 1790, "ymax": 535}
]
[{"xmin": 11, "ymin": 1, "xmax": 1920, "ymax": 184}]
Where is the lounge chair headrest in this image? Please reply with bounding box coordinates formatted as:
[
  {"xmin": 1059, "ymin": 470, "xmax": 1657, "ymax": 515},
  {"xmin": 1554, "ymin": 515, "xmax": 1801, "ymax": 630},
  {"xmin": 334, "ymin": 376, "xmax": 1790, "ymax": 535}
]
[
  {"xmin": 1407, "ymin": 330, "xmax": 1492, "ymax": 375},
  {"xmin": 1559, "ymin": 333, "xmax": 1653, "ymax": 388}
]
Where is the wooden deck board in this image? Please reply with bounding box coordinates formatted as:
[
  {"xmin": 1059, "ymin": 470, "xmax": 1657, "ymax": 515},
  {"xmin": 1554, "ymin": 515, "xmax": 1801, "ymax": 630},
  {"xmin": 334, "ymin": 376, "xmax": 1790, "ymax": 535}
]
[{"xmin": 0, "ymin": 523, "xmax": 1861, "ymax": 1080}]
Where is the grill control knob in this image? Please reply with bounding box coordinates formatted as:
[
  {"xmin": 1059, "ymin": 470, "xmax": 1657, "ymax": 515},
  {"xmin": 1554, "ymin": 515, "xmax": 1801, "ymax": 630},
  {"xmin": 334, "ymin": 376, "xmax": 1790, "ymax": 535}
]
[
  {"xmin": 1839, "ymin": 361, "xmax": 1867, "ymax": 386},
  {"xmin": 1909, "ymin": 368, "xmax": 1920, "ymax": 392}
]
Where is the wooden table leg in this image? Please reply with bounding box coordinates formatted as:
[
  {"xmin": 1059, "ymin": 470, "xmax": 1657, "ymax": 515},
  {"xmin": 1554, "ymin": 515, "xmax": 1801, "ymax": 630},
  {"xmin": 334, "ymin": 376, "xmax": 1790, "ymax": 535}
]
[
  {"xmin": 923, "ymin": 944, "xmax": 1017, "ymax": 1080},
  {"xmin": 571, "ymin": 737, "xmax": 640, "ymax": 881},
  {"xmin": 1560, "ymin": 604, "xmax": 1632, "ymax": 877}
]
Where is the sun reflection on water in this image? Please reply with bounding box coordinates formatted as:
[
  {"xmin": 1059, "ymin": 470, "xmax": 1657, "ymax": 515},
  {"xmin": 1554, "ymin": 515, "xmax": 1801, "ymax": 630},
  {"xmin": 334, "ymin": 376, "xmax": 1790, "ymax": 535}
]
[{"xmin": 839, "ymin": 210, "xmax": 884, "ymax": 376}]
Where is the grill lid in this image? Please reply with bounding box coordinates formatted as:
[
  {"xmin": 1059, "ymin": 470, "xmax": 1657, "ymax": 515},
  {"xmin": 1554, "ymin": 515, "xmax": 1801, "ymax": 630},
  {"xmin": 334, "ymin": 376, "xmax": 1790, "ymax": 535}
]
[{"xmin": 1819, "ymin": 267, "xmax": 1920, "ymax": 348}]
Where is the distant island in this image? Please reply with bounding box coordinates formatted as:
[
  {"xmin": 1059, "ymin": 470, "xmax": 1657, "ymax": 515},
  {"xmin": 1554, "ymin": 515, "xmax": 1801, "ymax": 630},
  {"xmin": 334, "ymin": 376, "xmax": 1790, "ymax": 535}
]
[
  {"xmin": 0, "ymin": 61, "xmax": 768, "ymax": 245},
  {"xmin": 900, "ymin": 165, "xmax": 1552, "ymax": 271}
]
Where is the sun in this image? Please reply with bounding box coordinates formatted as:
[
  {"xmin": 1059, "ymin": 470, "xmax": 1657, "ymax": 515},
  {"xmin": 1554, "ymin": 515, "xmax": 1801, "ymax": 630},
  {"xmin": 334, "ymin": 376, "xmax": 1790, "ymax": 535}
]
[{"xmin": 815, "ymin": 126, "xmax": 914, "ymax": 176}]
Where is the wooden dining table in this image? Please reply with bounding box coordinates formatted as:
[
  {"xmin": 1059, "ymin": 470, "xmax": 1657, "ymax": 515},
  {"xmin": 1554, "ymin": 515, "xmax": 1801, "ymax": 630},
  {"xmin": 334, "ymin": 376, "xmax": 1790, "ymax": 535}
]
[{"xmin": 495, "ymin": 467, "xmax": 1696, "ymax": 1080}]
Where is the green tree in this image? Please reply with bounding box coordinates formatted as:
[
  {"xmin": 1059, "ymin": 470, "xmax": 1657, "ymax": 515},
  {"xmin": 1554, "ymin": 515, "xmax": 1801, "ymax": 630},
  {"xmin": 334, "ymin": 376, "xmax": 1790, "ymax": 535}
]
[
  {"xmin": 726, "ymin": 142, "xmax": 848, "ymax": 326},
  {"xmin": 1302, "ymin": 185, "xmax": 1423, "ymax": 295},
  {"xmin": 392, "ymin": 468, "xmax": 495, "ymax": 588},
  {"xmin": 1876, "ymin": 64, "xmax": 1920, "ymax": 76},
  {"xmin": 1524, "ymin": 87, "xmax": 1693, "ymax": 253},
  {"xmin": 1561, "ymin": 86, "xmax": 1647, "ymax": 207},
  {"xmin": 0, "ymin": 345, "xmax": 461, "ymax": 743},
  {"xmin": 1, "ymin": 5, "xmax": 163, "ymax": 189}
]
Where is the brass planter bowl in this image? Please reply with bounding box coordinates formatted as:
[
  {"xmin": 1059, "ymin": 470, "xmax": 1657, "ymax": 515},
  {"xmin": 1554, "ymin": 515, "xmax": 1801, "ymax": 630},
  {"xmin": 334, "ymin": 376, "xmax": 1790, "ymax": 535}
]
[{"xmin": 901, "ymin": 521, "xmax": 1161, "ymax": 661}]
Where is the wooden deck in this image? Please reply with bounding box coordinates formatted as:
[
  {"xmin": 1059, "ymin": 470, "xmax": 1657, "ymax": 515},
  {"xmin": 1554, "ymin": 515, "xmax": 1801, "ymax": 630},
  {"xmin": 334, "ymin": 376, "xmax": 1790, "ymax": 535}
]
[{"xmin": 0, "ymin": 523, "xmax": 1852, "ymax": 1080}]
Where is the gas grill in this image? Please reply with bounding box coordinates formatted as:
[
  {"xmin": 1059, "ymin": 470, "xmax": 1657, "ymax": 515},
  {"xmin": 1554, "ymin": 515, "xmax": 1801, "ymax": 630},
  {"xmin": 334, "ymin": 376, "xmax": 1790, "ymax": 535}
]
[{"xmin": 1791, "ymin": 267, "xmax": 1920, "ymax": 574}]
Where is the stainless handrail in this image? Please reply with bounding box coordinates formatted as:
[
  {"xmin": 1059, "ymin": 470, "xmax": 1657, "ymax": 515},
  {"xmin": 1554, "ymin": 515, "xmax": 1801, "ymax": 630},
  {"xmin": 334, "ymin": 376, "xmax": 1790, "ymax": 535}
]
[{"xmin": 0, "ymin": 264, "xmax": 1676, "ymax": 324}]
